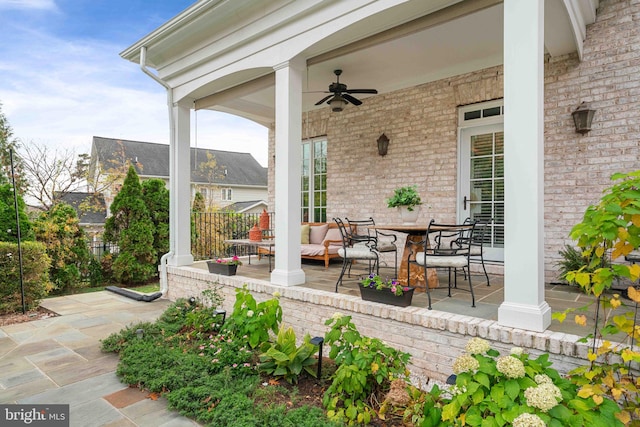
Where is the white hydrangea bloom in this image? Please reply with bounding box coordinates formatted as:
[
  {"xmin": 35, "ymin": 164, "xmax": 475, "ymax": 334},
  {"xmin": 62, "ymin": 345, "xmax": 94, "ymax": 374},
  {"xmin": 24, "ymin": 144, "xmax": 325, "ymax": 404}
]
[
  {"xmin": 524, "ymin": 383, "xmax": 562, "ymax": 412},
  {"xmin": 510, "ymin": 347, "xmax": 524, "ymax": 356},
  {"xmin": 512, "ymin": 413, "xmax": 545, "ymax": 427},
  {"xmin": 465, "ymin": 337, "xmax": 490, "ymax": 354},
  {"xmin": 496, "ymin": 355, "xmax": 525, "ymax": 378},
  {"xmin": 452, "ymin": 354, "xmax": 479, "ymax": 374}
]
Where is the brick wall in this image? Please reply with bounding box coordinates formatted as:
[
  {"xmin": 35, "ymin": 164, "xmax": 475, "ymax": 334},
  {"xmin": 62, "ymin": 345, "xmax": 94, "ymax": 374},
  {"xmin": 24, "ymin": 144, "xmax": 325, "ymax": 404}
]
[
  {"xmin": 167, "ymin": 267, "xmax": 589, "ymax": 383},
  {"xmin": 266, "ymin": 0, "xmax": 640, "ymax": 283}
]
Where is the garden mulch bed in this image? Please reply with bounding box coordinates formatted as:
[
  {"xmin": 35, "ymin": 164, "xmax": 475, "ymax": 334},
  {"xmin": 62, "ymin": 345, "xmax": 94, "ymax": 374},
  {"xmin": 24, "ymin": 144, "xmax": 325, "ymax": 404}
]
[{"xmin": 0, "ymin": 306, "xmax": 58, "ymax": 326}]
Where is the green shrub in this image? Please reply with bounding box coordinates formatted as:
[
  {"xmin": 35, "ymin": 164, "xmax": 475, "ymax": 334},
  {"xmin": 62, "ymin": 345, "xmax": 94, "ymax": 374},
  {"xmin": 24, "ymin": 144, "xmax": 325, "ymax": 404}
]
[
  {"xmin": 323, "ymin": 313, "xmax": 411, "ymax": 425},
  {"xmin": 433, "ymin": 338, "xmax": 622, "ymax": 427},
  {"xmin": 0, "ymin": 241, "xmax": 51, "ymax": 314},
  {"xmin": 222, "ymin": 285, "xmax": 282, "ymax": 348},
  {"xmin": 0, "ymin": 183, "xmax": 34, "ymax": 242},
  {"xmin": 33, "ymin": 203, "xmax": 91, "ymax": 294},
  {"xmin": 258, "ymin": 325, "xmax": 318, "ymax": 384},
  {"xmin": 104, "ymin": 166, "xmax": 156, "ymax": 284}
]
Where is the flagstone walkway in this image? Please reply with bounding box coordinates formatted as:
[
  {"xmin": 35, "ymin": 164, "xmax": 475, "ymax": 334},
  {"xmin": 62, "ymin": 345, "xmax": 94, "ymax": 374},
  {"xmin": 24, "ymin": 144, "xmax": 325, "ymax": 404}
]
[{"xmin": 0, "ymin": 291, "xmax": 200, "ymax": 427}]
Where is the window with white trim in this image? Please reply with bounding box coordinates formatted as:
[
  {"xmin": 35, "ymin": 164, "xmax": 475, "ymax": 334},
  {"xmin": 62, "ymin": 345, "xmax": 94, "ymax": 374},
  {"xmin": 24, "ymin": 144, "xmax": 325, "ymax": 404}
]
[
  {"xmin": 221, "ymin": 188, "xmax": 232, "ymax": 201},
  {"xmin": 301, "ymin": 138, "xmax": 327, "ymax": 222}
]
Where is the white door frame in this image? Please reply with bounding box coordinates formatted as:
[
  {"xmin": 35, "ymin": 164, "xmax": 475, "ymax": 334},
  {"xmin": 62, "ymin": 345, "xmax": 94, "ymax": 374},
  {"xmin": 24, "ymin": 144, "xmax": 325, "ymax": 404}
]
[{"xmin": 457, "ymin": 100, "xmax": 504, "ymax": 262}]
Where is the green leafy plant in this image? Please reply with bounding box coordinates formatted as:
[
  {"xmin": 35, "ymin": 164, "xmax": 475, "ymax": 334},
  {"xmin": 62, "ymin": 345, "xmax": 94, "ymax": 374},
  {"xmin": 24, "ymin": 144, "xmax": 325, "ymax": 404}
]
[
  {"xmin": 258, "ymin": 325, "xmax": 317, "ymax": 384},
  {"xmin": 323, "ymin": 313, "xmax": 411, "ymax": 425},
  {"xmin": 386, "ymin": 185, "xmax": 422, "ymax": 211},
  {"xmin": 221, "ymin": 285, "xmax": 282, "ymax": 348},
  {"xmin": 551, "ymin": 171, "xmax": 640, "ymax": 425},
  {"xmin": 435, "ymin": 338, "xmax": 622, "ymax": 427},
  {"xmin": 361, "ymin": 273, "xmax": 410, "ymax": 296}
]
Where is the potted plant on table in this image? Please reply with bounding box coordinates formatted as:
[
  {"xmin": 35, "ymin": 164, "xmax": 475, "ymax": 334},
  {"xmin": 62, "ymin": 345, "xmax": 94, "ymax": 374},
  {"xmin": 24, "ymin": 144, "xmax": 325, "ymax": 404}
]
[
  {"xmin": 386, "ymin": 185, "xmax": 422, "ymax": 224},
  {"xmin": 359, "ymin": 274, "xmax": 415, "ymax": 307},
  {"xmin": 207, "ymin": 256, "xmax": 242, "ymax": 276}
]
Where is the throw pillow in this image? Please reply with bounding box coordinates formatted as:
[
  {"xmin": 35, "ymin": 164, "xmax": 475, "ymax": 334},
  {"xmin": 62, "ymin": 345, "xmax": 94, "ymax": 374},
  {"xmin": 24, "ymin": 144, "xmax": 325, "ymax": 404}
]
[
  {"xmin": 301, "ymin": 224, "xmax": 310, "ymax": 244},
  {"xmin": 309, "ymin": 224, "xmax": 329, "ymax": 244},
  {"xmin": 323, "ymin": 227, "xmax": 342, "ymax": 245}
]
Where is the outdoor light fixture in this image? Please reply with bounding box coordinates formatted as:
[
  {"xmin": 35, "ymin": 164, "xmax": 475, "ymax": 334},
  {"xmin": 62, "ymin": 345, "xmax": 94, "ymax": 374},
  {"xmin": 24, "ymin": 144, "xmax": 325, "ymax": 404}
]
[
  {"xmin": 188, "ymin": 296, "xmax": 197, "ymax": 306},
  {"xmin": 572, "ymin": 101, "xmax": 596, "ymax": 134},
  {"xmin": 136, "ymin": 328, "xmax": 144, "ymax": 339},
  {"xmin": 329, "ymin": 95, "xmax": 347, "ymax": 112},
  {"xmin": 310, "ymin": 336, "xmax": 325, "ymax": 378},
  {"xmin": 213, "ymin": 309, "xmax": 226, "ymax": 331},
  {"xmin": 377, "ymin": 133, "xmax": 390, "ymax": 156}
]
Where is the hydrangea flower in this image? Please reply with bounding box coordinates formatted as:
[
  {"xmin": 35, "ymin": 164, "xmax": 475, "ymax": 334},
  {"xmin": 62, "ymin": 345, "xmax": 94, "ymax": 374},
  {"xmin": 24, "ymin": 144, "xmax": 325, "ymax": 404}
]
[
  {"xmin": 465, "ymin": 337, "xmax": 490, "ymax": 354},
  {"xmin": 452, "ymin": 354, "xmax": 479, "ymax": 374},
  {"xmin": 524, "ymin": 382, "xmax": 562, "ymax": 412},
  {"xmin": 496, "ymin": 355, "xmax": 525, "ymax": 378},
  {"xmin": 510, "ymin": 347, "xmax": 524, "ymax": 356},
  {"xmin": 512, "ymin": 413, "xmax": 545, "ymax": 427}
]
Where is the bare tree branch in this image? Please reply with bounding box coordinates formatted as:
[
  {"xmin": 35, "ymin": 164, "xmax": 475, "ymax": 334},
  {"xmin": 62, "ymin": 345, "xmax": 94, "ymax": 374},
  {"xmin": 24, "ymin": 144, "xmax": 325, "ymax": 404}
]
[{"xmin": 18, "ymin": 142, "xmax": 87, "ymax": 209}]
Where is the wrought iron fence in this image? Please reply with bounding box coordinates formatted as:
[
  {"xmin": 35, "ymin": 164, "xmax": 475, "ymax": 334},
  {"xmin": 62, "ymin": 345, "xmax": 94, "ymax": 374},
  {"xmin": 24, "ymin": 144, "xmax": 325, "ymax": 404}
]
[
  {"xmin": 88, "ymin": 240, "xmax": 119, "ymax": 261},
  {"xmin": 191, "ymin": 211, "xmax": 274, "ymax": 261}
]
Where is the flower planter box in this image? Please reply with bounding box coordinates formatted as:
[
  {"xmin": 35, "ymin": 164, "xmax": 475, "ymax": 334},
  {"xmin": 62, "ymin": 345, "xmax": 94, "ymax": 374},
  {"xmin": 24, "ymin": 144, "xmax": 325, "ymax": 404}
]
[
  {"xmin": 359, "ymin": 285, "xmax": 415, "ymax": 307},
  {"xmin": 207, "ymin": 262, "xmax": 238, "ymax": 276}
]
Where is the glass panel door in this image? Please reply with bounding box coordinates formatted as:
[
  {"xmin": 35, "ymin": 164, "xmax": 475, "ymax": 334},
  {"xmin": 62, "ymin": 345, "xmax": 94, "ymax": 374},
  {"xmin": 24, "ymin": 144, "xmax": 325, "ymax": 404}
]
[{"xmin": 459, "ymin": 124, "xmax": 504, "ymax": 262}]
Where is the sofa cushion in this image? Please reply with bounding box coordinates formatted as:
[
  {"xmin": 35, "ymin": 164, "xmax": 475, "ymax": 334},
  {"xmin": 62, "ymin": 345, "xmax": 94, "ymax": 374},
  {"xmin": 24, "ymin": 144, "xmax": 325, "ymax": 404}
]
[
  {"xmin": 301, "ymin": 224, "xmax": 310, "ymax": 244},
  {"xmin": 323, "ymin": 227, "xmax": 342, "ymax": 246},
  {"xmin": 309, "ymin": 224, "xmax": 329, "ymax": 244},
  {"xmin": 301, "ymin": 243, "xmax": 339, "ymax": 257}
]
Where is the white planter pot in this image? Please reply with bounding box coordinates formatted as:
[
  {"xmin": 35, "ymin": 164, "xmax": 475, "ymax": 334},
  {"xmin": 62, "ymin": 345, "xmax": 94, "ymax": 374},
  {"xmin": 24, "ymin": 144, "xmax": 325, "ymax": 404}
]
[{"xmin": 399, "ymin": 206, "xmax": 420, "ymax": 224}]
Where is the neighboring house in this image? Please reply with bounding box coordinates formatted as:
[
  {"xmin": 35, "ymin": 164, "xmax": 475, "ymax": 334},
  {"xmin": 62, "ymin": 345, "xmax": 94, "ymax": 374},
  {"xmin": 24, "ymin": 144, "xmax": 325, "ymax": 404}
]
[
  {"xmin": 89, "ymin": 137, "xmax": 267, "ymax": 213},
  {"xmin": 223, "ymin": 200, "xmax": 268, "ymax": 214},
  {"xmin": 57, "ymin": 192, "xmax": 107, "ymax": 239},
  {"xmin": 120, "ymin": 0, "xmax": 638, "ymax": 333}
]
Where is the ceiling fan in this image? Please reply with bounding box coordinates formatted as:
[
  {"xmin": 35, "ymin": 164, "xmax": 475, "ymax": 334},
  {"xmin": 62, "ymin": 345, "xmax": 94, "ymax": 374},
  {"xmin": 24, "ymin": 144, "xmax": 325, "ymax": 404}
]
[{"xmin": 314, "ymin": 69, "xmax": 378, "ymax": 112}]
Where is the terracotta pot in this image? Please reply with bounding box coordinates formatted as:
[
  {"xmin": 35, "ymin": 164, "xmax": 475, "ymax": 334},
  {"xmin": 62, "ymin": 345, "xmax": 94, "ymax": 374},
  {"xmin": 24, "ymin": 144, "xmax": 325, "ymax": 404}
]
[
  {"xmin": 249, "ymin": 224, "xmax": 262, "ymax": 241},
  {"xmin": 259, "ymin": 209, "xmax": 270, "ymax": 230}
]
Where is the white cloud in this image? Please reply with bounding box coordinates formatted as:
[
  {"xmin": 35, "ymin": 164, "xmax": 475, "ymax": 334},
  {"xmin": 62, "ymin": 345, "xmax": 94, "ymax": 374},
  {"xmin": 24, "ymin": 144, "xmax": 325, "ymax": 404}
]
[
  {"xmin": 0, "ymin": 0, "xmax": 58, "ymax": 11},
  {"xmin": 0, "ymin": 23, "xmax": 269, "ymax": 166}
]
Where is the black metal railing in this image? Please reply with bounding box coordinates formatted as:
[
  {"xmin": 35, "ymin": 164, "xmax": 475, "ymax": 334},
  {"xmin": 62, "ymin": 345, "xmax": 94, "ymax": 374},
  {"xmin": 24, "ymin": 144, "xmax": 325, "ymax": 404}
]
[{"xmin": 191, "ymin": 211, "xmax": 274, "ymax": 261}]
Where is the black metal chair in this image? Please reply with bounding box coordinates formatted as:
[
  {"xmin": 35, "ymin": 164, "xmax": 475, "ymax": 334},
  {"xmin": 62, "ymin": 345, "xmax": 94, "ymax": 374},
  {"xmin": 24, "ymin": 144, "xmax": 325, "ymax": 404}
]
[
  {"xmin": 457, "ymin": 217, "xmax": 492, "ymax": 287},
  {"xmin": 407, "ymin": 219, "xmax": 476, "ymax": 309},
  {"xmin": 333, "ymin": 217, "xmax": 379, "ymax": 292},
  {"xmin": 345, "ymin": 217, "xmax": 398, "ymax": 278}
]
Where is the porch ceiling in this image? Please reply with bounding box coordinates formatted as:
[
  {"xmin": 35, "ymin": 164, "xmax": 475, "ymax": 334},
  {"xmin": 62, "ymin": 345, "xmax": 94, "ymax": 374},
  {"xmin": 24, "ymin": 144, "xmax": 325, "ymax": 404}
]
[{"xmin": 121, "ymin": 0, "xmax": 598, "ymax": 126}]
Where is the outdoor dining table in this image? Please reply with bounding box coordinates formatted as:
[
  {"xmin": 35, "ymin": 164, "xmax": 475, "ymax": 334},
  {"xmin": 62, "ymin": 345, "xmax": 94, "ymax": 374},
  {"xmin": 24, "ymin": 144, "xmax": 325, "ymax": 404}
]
[{"xmin": 370, "ymin": 224, "xmax": 439, "ymax": 292}]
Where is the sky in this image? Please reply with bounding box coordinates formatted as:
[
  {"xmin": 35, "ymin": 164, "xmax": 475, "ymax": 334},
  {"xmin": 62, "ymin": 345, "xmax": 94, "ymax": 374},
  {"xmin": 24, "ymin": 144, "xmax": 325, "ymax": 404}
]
[{"xmin": 0, "ymin": 0, "xmax": 269, "ymax": 167}]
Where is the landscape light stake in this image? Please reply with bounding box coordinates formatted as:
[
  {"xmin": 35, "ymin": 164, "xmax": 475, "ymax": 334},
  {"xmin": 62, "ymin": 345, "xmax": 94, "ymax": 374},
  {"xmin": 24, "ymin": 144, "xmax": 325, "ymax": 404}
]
[{"xmin": 310, "ymin": 336, "xmax": 324, "ymax": 379}]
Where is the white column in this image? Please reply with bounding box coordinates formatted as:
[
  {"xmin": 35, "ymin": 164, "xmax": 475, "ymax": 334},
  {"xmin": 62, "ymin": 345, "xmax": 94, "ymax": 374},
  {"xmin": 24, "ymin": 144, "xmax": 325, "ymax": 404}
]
[
  {"xmin": 270, "ymin": 59, "xmax": 306, "ymax": 286},
  {"xmin": 498, "ymin": 0, "xmax": 550, "ymax": 331},
  {"xmin": 168, "ymin": 100, "xmax": 194, "ymax": 266}
]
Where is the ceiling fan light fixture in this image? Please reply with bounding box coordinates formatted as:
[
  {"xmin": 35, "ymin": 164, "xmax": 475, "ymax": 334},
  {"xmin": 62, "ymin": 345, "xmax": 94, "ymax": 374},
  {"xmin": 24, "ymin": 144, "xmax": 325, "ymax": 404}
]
[{"xmin": 329, "ymin": 96, "xmax": 347, "ymax": 112}]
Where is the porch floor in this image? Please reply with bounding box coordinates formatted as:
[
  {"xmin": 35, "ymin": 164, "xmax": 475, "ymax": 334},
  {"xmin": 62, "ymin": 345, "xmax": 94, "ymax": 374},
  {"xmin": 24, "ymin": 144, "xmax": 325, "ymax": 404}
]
[{"xmin": 195, "ymin": 257, "xmax": 622, "ymax": 337}]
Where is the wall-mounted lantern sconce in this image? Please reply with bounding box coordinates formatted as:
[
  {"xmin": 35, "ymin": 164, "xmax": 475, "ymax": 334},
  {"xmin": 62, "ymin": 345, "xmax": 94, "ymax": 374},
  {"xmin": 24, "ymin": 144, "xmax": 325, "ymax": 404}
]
[
  {"xmin": 572, "ymin": 101, "xmax": 596, "ymax": 134},
  {"xmin": 377, "ymin": 133, "xmax": 390, "ymax": 156}
]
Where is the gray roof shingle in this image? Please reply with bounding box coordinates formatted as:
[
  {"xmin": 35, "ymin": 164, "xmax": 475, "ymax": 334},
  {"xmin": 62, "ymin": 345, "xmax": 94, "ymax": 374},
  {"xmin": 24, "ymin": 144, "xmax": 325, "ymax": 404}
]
[{"xmin": 90, "ymin": 136, "xmax": 267, "ymax": 186}]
